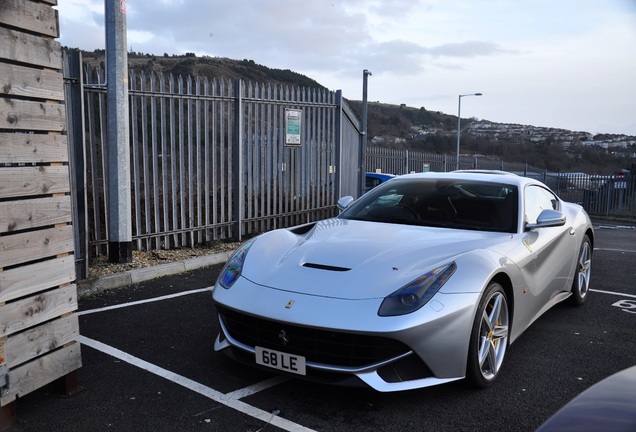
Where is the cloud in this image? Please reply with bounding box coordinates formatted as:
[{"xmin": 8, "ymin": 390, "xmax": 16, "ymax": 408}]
[
  {"xmin": 120, "ymin": 0, "xmax": 372, "ymax": 74},
  {"xmin": 53, "ymin": 0, "xmax": 636, "ymax": 135},
  {"xmin": 56, "ymin": 0, "xmax": 104, "ymax": 48},
  {"xmin": 427, "ymin": 41, "xmax": 513, "ymax": 58}
]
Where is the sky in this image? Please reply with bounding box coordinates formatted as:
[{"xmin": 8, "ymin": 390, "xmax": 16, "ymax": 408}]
[{"xmin": 55, "ymin": 0, "xmax": 636, "ymax": 136}]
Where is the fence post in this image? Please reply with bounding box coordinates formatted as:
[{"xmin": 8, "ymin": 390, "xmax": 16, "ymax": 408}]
[
  {"xmin": 233, "ymin": 79, "xmax": 244, "ymax": 240},
  {"xmin": 105, "ymin": 0, "xmax": 132, "ymax": 262},
  {"xmin": 63, "ymin": 49, "xmax": 88, "ymax": 280},
  {"xmin": 405, "ymin": 149, "xmax": 409, "ymax": 173},
  {"xmin": 334, "ymin": 90, "xmax": 343, "ymax": 199}
]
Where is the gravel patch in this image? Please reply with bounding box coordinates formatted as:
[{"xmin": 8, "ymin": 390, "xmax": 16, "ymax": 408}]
[{"xmin": 87, "ymin": 242, "xmax": 240, "ymax": 279}]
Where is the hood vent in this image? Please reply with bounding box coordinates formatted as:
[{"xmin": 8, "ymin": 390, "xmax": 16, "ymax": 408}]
[
  {"xmin": 303, "ymin": 263, "xmax": 351, "ymax": 272},
  {"xmin": 289, "ymin": 222, "xmax": 317, "ymax": 235}
]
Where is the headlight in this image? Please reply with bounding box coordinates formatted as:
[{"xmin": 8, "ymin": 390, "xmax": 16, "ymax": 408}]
[
  {"xmin": 378, "ymin": 262, "xmax": 457, "ymax": 316},
  {"xmin": 217, "ymin": 238, "xmax": 256, "ymax": 289}
]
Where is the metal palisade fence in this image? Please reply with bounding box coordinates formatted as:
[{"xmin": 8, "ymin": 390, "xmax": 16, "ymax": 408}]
[
  {"xmin": 367, "ymin": 147, "xmax": 636, "ymax": 220},
  {"xmin": 67, "ymin": 57, "xmax": 362, "ymax": 258}
]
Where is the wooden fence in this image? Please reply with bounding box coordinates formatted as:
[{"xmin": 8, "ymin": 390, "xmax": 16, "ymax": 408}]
[{"xmin": 0, "ymin": 0, "xmax": 81, "ymax": 423}]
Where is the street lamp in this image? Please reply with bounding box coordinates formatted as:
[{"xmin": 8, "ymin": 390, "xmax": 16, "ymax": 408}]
[
  {"xmin": 360, "ymin": 69, "xmax": 372, "ymax": 197},
  {"xmin": 456, "ymin": 92, "xmax": 482, "ymax": 170}
]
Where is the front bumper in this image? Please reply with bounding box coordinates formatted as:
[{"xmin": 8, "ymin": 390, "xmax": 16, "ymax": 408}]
[{"xmin": 212, "ymin": 278, "xmax": 480, "ymax": 392}]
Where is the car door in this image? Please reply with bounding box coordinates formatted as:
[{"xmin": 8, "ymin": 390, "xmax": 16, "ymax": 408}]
[{"xmin": 520, "ymin": 185, "xmax": 577, "ymax": 316}]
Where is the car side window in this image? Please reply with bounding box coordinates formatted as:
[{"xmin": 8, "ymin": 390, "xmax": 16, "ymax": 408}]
[
  {"xmin": 365, "ymin": 176, "xmax": 382, "ymax": 192},
  {"xmin": 524, "ymin": 185, "xmax": 559, "ymax": 224}
]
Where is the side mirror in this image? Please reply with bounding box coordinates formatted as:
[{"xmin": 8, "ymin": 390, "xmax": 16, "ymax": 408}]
[
  {"xmin": 337, "ymin": 196, "xmax": 355, "ymax": 212},
  {"xmin": 525, "ymin": 209, "xmax": 566, "ymax": 230}
]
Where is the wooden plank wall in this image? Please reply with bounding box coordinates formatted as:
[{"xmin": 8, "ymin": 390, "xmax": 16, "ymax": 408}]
[{"xmin": 0, "ymin": 0, "xmax": 81, "ymax": 406}]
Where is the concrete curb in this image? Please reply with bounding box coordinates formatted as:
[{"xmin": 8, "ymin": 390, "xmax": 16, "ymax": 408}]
[{"xmin": 77, "ymin": 250, "xmax": 232, "ymax": 297}]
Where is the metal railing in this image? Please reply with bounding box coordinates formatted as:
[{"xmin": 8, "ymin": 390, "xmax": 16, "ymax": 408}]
[{"xmin": 366, "ymin": 147, "xmax": 635, "ymax": 220}]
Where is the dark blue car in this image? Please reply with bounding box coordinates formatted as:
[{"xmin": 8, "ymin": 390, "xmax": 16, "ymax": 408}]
[{"xmin": 365, "ymin": 172, "xmax": 395, "ymax": 193}]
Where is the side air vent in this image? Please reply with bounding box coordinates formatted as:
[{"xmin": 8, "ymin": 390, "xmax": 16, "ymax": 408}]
[{"xmin": 303, "ymin": 263, "xmax": 351, "ymax": 272}]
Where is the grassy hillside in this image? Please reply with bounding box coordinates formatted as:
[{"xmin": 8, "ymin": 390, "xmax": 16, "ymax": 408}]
[{"xmin": 82, "ymin": 50, "xmax": 325, "ymax": 89}]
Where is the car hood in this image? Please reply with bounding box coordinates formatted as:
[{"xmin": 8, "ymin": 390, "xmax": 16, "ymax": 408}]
[{"xmin": 240, "ymin": 219, "xmax": 511, "ymax": 300}]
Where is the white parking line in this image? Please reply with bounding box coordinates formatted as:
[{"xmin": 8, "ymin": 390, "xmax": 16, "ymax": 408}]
[
  {"xmin": 76, "ymin": 287, "xmax": 214, "ymax": 316},
  {"xmin": 79, "ymin": 336, "xmax": 315, "ymax": 432},
  {"xmin": 590, "ymin": 289, "xmax": 636, "ymax": 299},
  {"xmin": 79, "ymin": 289, "xmax": 310, "ymax": 430},
  {"xmin": 222, "ymin": 376, "xmax": 290, "ymax": 401},
  {"xmin": 594, "ymin": 248, "xmax": 636, "ymax": 253}
]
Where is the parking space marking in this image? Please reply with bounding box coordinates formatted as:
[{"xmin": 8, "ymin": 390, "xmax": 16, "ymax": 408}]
[
  {"xmin": 222, "ymin": 376, "xmax": 290, "ymax": 401},
  {"xmin": 79, "ymin": 335, "xmax": 315, "ymax": 432},
  {"xmin": 590, "ymin": 289, "xmax": 636, "ymax": 299},
  {"xmin": 594, "ymin": 248, "xmax": 636, "ymax": 253},
  {"xmin": 76, "ymin": 287, "xmax": 214, "ymax": 316},
  {"xmin": 612, "ymin": 299, "xmax": 636, "ymax": 314}
]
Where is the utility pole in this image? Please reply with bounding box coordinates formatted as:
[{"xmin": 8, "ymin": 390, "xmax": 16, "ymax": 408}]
[
  {"xmin": 105, "ymin": 0, "xmax": 132, "ymax": 262},
  {"xmin": 360, "ymin": 69, "xmax": 372, "ymax": 197}
]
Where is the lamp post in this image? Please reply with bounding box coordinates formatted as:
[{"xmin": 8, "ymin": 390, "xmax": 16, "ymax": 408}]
[
  {"xmin": 360, "ymin": 69, "xmax": 372, "ymax": 197},
  {"xmin": 456, "ymin": 92, "xmax": 482, "ymax": 170}
]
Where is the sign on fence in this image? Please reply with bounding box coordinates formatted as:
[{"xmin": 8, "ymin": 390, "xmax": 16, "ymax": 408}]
[{"xmin": 285, "ymin": 108, "xmax": 302, "ymax": 146}]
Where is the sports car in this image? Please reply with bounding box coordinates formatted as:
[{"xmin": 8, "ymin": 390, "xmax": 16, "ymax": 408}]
[{"xmin": 212, "ymin": 171, "xmax": 593, "ymax": 392}]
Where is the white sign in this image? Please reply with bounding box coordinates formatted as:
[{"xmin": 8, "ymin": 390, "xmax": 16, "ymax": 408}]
[{"xmin": 285, "ymin": 109, "xmax": 302, "ymax": 146}]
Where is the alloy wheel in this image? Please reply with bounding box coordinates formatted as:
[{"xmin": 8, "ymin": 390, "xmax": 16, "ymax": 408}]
[{"xmin": 477, "ymin": 290, "xmax": 509, "ymax": 381}]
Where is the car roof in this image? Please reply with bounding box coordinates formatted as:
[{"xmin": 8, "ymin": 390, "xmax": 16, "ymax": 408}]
[
  {"xmin": 397, "ymin": 170, "xmax": 539, "ymax": 189},
  {"xmin": 366, "ymin": 172, "xmax": 396, "ymax": 179}
]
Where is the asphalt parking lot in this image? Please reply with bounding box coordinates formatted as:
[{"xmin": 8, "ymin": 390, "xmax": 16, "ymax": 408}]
[{"xmin": 10, "ymin": 221, "xmax": 636, "ymax": 431}]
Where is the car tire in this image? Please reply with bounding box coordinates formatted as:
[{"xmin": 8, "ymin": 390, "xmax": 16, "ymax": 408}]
[
  {"xmin": 568, "ymin": 234, "xmax": 592, "ymax": 306},
  {"xmin": 466, "ymin": 282, "xmax": 510, "ymax": 388}
]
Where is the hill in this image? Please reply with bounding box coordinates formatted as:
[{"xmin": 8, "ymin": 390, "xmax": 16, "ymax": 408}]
[
  {"xmin": 345, "ymin": 101, "xmax": 635, "ymax": 174},
  {"xmin": 82, "ymin": 50, "xmax": 324, "ymax": 89}
]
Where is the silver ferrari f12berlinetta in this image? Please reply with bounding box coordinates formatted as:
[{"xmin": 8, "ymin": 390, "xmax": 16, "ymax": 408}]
[{"xmin": 212, "ymin": 171, "xmax": 593, "ymax": 392}]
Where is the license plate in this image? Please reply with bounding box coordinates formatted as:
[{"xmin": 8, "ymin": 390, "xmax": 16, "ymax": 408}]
[{"xmin": 255, "ymin": 346, "xmax": 306, "ymax": 375}]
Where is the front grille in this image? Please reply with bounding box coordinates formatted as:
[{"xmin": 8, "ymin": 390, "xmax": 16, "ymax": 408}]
[{"xmin": 217, "ymin": 306, "xmax": 410, "ymax": 368}]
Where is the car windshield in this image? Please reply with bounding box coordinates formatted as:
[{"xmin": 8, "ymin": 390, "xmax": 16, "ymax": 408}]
[{"xmin": 340, "ymin": 178, "xmax": 519, "ymax": 233}]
